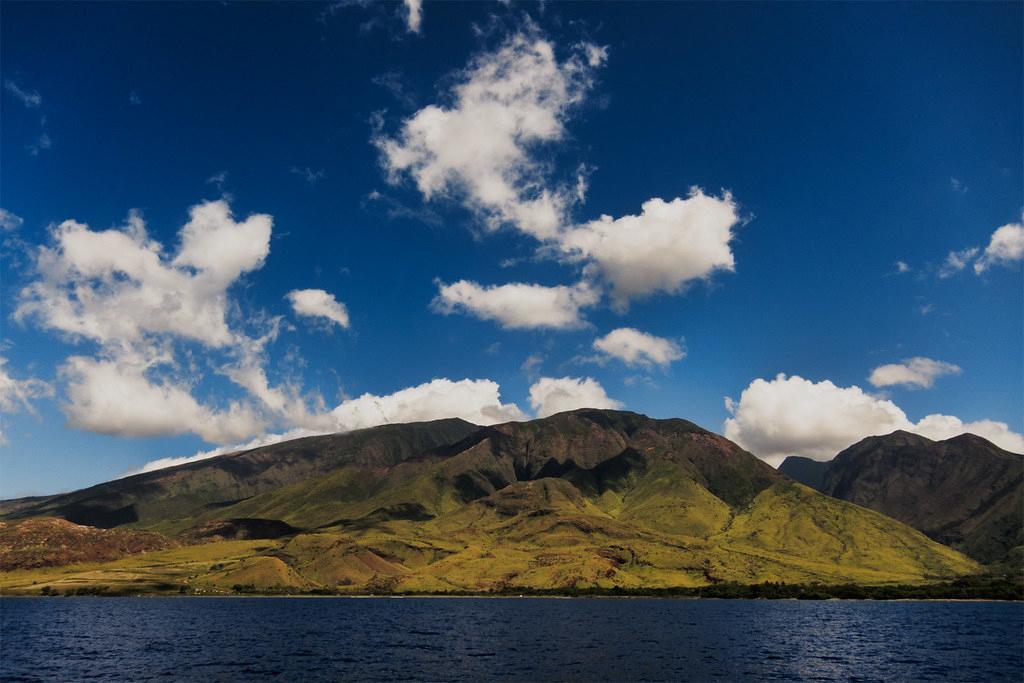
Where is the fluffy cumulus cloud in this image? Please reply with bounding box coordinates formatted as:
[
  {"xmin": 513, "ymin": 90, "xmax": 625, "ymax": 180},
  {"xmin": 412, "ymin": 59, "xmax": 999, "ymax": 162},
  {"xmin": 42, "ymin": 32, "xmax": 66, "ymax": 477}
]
[
  {"xmin": 60, "ymin": 354, "xmax": 265, "ymax": 444},
  {"xmin": 375, "ymin": 26, "xmax": 606, "ymax": 241},
  {"xmin": 912, "ymin": 414, "xmax": 1024, "ymax": 450},
  {"xmin": 286, "ymin": 288, "xmax": 351, "ymax": 329},
  {"xmin": 938, "ymin": 220, "xmax": 1024, "ymax": 278},
  {"xmin": 14, "ymin": 198, "xmax": 548, "ymax": 453},
  {"xmin": 724, "ymin": 373, "xmax": 1024, "ymax": 466},
  {"xmin": 15, "ymin": 201, "xmax": 270, "ymax": 348},
  {"xmin": 330, "ymin": 377, "xmax": 525, "ymax": 429},
  {"xmin": 378, "ymin": 26, "xmax": 743, "ymax": 321},
  {"xmin": 868, "ymin": 357, "xmax": 961, "ymax": 390},
  {"xmin": 432, "ymin": 279, "xmax": 599, "ymax": 329},
  {"xmin": 11, "ymin": 200, "xmax": 325, "ymax": 444},
  {"xmin": 559, "ymin": 191, "xmax": 740, "ymax": 310},
  {"xmin": 724, "ymin": 375, "xmax": 909, "ymax": 464},
  {"xmin": 592, "ymin": 327, "xmax": 684, "ymax": 369},
  {"xmin": 528, "ymin": 376, "xmax": 621, "ymax": 418},
  {"xmin": 974, "ymin": 222, "xmax": 1024, "ymax": 274}
]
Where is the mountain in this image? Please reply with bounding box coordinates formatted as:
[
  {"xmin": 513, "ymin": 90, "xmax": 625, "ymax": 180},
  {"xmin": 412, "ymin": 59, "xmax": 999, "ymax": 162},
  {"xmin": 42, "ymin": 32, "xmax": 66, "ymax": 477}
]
[
  {"xmin": 0, "ymin": 410, "xmax": 979, "ymax": 595},
  {"xmin": 0, "ymin": 418, "xmax": 479, "ymax": 529},
  {"xmin": 778, "ymin": 456, "xmax": 829, "ymax": 490},
  {"xmin": 810, "ymin": 431, "xmax": 1024, "ymax": 565}
]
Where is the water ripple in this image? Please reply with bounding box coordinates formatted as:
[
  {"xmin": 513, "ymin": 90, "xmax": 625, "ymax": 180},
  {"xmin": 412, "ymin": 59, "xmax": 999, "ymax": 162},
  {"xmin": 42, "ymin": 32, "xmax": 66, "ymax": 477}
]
[{"xmin": 1, "ymin": 598, "xmax": 1021, "ymax": 682}]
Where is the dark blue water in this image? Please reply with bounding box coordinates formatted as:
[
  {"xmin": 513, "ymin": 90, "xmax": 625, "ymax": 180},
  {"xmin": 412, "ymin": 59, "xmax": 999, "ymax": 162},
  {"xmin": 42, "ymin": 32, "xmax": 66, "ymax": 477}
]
[{"xmin": 1, "ymin": 598, "xmax": 1021, "ymax": 682}]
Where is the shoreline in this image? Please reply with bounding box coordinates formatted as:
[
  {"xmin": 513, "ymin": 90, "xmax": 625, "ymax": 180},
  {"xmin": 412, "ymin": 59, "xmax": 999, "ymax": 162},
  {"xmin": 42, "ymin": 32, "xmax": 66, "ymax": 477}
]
[
  {"xmin": 5, "ymin": 569, "xmax": 1022, "ymax": 601},
  {"xmin": 1, "ymin": 593, "xmax": 1020, "ymax": 602},
  {"xmin": 4, "ymin": 579, "xmax": 1022, "ymax": 602}
]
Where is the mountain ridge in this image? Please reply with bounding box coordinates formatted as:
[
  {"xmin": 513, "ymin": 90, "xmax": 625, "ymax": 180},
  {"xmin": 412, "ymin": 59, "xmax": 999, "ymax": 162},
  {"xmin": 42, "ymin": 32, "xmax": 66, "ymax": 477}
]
[
  {"xmin": 781, "ymin": 430, "xmax": 1023, "ymax": 564},
  {"xmin": 0, "ymin": 409, "xmax": 982, "ymax": 595}
]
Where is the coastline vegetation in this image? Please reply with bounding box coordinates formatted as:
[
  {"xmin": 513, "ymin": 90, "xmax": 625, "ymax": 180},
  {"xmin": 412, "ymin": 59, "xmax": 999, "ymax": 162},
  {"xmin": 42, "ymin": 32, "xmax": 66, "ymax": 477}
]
[{"xmin": 18, "ymin": 573, "xmax": 1023, "ymax": 601}]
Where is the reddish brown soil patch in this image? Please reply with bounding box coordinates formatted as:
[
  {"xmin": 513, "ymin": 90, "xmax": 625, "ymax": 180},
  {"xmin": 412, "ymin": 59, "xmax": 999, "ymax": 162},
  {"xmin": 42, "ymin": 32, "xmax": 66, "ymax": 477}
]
[{"xmin": 0, "ymin": 517, "xmax": 175, "ymax": 570}]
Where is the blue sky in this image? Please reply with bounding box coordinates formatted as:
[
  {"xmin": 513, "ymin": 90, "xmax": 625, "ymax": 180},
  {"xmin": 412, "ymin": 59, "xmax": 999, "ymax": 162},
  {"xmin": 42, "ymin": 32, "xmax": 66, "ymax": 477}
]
[{"xmin": 1, "ymin": 1, "xmax": 1021, "ymax": 497}]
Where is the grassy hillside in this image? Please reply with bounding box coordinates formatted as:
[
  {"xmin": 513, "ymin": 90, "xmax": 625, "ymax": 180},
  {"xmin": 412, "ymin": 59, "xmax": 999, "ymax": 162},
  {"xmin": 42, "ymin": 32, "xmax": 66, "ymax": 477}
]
[
  {"xmin": 1, "ymin": 419, "xmax": 478, "ymax": 529},
  {"xmin": 0, "ymin": 410, "xmax": 984, "ymax": 595}
]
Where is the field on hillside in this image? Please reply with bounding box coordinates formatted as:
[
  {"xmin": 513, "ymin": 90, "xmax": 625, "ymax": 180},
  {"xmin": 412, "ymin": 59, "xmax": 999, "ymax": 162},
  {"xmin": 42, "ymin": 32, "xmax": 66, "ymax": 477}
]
[{"xmin": 0, "ymin": 481, "xmax": 978, "ymax": 597}]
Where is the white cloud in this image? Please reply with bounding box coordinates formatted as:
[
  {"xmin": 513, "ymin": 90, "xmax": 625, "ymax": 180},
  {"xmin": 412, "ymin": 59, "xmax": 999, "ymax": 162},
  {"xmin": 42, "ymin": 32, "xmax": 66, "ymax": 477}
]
[
  {"xmin": 133, "ymin": 377, "xmax": 527, "ymax": 474},
  {"xmin": 0, "ymin": 356, "xmax": 53, "ymax": 438},
  {"xmin": 558, "ymin": 190, "xmax": 740, "ymax": 310},
  {"xmin": 332, "ymin": 377, "xmax": 526, "ymax": 429},
  {"xmin": 286, "ymin": 288, "xmax": 350, "ymax": 329},
  {"xmin": 724, "ymin": 373, "xmax": 1024, "ymax": 466},
  {"xmin": 376, "ymin": 28, "xmax": 742, "ymax": 317},
  {"xmin": 894, "ymin": 260, "xmax": 910, "ymax": 274},
  {"xmin": 592, "ymin": 327, "xmax": 684, "ymax": 369},
  {"xmin": 528, "ymin": 376, "xmax": 621, "ymax": 418},
  {"xmin": 4, "ymin": 80, "xmax": 41, "ymax": 108},
  {"xmin": 432, "ymin": 279, "xmax": 599, "ymax": 329},
  {"xmin": 912, "ymin": 414, "xmax": 1024, "ymax": 452},
  {"xmin": 0, "ymin": 208, "xmax": 24, "ymax": 232},
  {"xmin": 938, "ymin": 247, "xmax": 979, "ymax": 278},
  {"xmin": 724, "ymin": 375, "xmax": 908, "ymax": 464},
  {"xmin": 937, "ymin": 220, "xmax": 1024, "ymax": 278},
  {"xmin": 219, "ymin": 344, "xmax": 335, "ymax": 434},
  {"xmin": 60, "ymin": 354, "xmax": 265, "ymax": 444},
  {"xmin": 403, "ymin": 0, "xmax": 422, "ymax": 33},
  {"xmin": 12, "ymin": 199, "xmax": 325, "ymax": 444},
  {"xmin": 375, "ymin": 26, "xmax": 606, "ymax": 241},
  {"xmin": 868, "ymin": 357, "xmax": 961, "ymax": 390},
  {"xmin": 974, "ymin": 222, "xmax": 1024, "ymax": 274},
  {"xmin": 0, "ymin": 366, "xmax": 48, "ymax": 414},
  {"xmin": 16, "ymin": 201, "xmax": 270, "ymax": 348},
  {"xmin": 949, "ymin": 177, "xmax": 968, "ymax": 194},
  {"xmin": 173, "ymin": 201, "xmax": 271, "ymax": 286}
]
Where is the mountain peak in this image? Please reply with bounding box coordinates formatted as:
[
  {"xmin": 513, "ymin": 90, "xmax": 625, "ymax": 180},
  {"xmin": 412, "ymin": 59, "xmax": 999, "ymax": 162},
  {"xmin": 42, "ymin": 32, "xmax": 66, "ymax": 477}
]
[
  {"xmin": 940, "ymin": 432, "xmax": 1010, "ymax": 452},
  {"xmin": 820, "ymin": 429, "xmax": 1023, "ymax": 563},
  {"xmin": 879, "ymin": 429, "xmax": 935, "ymax": 445}
]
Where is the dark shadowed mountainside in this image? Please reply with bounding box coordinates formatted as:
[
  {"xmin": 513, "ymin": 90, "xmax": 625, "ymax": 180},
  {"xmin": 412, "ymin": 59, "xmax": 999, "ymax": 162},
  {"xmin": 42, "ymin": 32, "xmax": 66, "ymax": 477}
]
[
  {"xmin": 814, "ymin": 431, "xmax": 1024, "ymax": 564},
  {"xmin": 778, "ymin": 456, "xmax": 830, "ymax": 490}
]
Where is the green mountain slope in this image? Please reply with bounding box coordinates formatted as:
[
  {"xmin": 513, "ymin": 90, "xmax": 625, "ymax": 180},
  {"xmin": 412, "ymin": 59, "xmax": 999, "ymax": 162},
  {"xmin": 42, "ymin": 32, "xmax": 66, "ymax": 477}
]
[
  {"xmin": 0, "ymin": 418, "xmax": 478, "ymax": 529},
  {"xmin": 0, "ymin": 410, "xmax": 981, "ymax": 594}
]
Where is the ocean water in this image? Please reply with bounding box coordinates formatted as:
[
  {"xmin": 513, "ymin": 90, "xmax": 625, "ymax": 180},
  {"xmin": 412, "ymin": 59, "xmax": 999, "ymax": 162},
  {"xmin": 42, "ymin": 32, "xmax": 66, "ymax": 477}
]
[{"xmin": 1, "ymin": 597, "xmax": 1021, "ymax": 682}]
